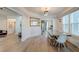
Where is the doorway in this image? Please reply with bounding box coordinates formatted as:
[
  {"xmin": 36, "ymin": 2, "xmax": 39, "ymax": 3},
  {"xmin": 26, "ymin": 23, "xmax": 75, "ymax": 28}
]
[
  {"xmin": 41, "ymin": 20, "xmax": 47, "ymax": 35},
  {"xmin": 7, "ymin": 19, "xmax": 16, "ymax": 34}
]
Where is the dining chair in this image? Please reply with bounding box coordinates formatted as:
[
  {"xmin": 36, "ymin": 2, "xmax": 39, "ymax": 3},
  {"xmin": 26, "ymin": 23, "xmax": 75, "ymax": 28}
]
[
  {"xmin": 48, "ymin": 31, "xmax": 58, "ymax": 46},
  {"xmin": 53, "ymin": 33, "xmax": 68, "ymax": 51}
]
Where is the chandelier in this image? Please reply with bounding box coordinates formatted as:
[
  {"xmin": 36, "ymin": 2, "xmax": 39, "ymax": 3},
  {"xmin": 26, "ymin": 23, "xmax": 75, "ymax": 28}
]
[
  {"xmin": 44, "ymin": 8, "xmax": 49, "ymax": 16},
  {"xmin": 41, "ymin": 7, "xmax": 50, "ymax": 16}
]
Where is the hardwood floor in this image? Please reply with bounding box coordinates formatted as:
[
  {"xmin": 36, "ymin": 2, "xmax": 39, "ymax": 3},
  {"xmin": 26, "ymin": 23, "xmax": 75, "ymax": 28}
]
[
  {"xmin": 23, "ymin": 36, "xmax": 57, "ymax": 52},
  {"xmin": 0, "ymin": 34, "xmax": 23, "ymax": 52},
  {"xmin": 66, "ymin": 41, "xmax": 79, "ymax": 52},
  {"xmin": 0, "ymin": 34, "xmax": 72, "ymax": 52},
  {"xmin": 23, "ymin": 35, "xmax": 71, "ymax": 52}
]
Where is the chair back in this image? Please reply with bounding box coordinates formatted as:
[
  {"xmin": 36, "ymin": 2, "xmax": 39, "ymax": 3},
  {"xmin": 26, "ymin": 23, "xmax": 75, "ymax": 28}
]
[{"xmin": 57, "ymin": 33, "xmax": 68, "ymax": 43}]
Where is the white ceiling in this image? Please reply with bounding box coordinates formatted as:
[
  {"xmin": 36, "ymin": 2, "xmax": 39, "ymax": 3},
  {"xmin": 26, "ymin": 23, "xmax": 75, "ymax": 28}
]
[
  {"xmin": 8, "ymin": 7, "xmax": 79, "ymax": 18},
  {"xmin": 25, "ymin": 7, "xmax": 69, "ymax": 16},
  {"xmin": 0, "ymin": 8, "xmax": 20, "ymax": 16}
]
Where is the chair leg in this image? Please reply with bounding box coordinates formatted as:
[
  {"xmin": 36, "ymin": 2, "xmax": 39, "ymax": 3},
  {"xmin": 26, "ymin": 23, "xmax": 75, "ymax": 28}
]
[
  {"xmin": 49, "ymin": 40, "xmax": 53, "ymax": 46},
  {"xmin": 58, "ymin": 44, "xmax": 61, "ymax": 52},
  {"xmin": 58, "ymin": 47, "xmax": 60, "ymax": 52},
  {"xmin": 64, "ymin": 43, "xmax": 67, "ymax": 48},
  {"xmin": 55, "ymin": 42, "xmax": 58, "ymax": 47},
  {"xmin": 52, "ymin": 41, "xmax": 55, "ymax": 46}
]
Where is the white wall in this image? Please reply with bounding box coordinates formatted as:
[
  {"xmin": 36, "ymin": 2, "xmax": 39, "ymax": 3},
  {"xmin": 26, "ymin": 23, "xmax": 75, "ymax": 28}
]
[
  {"xmin": 56, "ymin": 18, "xmax": 63, "ymax": 32},
  {"xmin": 16, "ymin": 16, "xmax": 22, "ymax": 34},
  {"xmin": 22, "ymin": 15, "xmax": 29, "ymax": 41},
  {"xmin": 52, "ymin": 17, "xmax": 63, "ymax": 35},
  {"xmin": 0, "ymin": 15, "xmax": 7, "ymax": 30},
  {"xmin": 22, "ymin": 15, "xmax": 41, "ymax": 41}
]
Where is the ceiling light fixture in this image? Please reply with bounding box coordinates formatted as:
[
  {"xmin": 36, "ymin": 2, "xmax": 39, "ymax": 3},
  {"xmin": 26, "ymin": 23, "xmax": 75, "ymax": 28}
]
[
  {"xmin": 41, "ymin": 7, "xmax": 50, "ymax": 16},
  {"xmin": 44, "ymin": 11, "xmax": 48, "ymax": 16},
  {"xmin": 43, "ymin": 8, "xmax": 49, "ymax": 16}
]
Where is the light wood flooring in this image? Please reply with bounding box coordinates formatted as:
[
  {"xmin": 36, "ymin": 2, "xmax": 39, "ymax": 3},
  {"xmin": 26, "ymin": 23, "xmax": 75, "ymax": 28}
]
[
  {"xmin": 0, "ymin": 34, "xmax": 72, "ymax": 52},
  {"xmin": 23, "ymin": 35, "xmax": 71, "ymax": 52}
]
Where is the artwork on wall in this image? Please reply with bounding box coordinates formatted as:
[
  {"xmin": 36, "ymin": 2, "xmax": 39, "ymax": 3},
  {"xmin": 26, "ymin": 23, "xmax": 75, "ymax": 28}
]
[{"xmin": 30, "ymin": 17, "xmax": 41, "ymax": 26}]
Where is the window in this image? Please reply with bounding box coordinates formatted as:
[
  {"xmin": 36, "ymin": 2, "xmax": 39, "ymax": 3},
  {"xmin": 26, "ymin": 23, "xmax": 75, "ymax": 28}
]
[
  {"xmin": 62, "ymin": 15, "xmax": 69, "ymax": 33},
  {"xmin": 70, "ymin": 10, "xmax": 79, "ymax": 35},
  {"xmin": 62, "ymin": 10, "xmax": 79, "ymax": 36}
]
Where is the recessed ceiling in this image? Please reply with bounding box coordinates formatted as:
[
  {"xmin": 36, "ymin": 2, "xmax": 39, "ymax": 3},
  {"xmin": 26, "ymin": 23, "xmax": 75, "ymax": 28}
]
[{"xmin": 25, "ymin": 7, "xmax": 69, "ymax": 16}]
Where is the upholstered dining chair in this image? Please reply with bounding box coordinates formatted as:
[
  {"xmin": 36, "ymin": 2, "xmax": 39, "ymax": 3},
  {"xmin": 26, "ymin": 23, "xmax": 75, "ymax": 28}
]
[
  {"xmin": 48, "ymin": 32, "xmax": 58, "ymax": 46},
  {"xmin": 53, "ymin": 33, "xmax": 68, "ymax": 51}
]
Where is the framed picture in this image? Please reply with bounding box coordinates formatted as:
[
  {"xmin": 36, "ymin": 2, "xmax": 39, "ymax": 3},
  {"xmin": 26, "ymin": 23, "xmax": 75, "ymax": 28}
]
[{"xmin": 30, "ymin": 17, "xmax": 41, "ymax": 26}]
